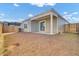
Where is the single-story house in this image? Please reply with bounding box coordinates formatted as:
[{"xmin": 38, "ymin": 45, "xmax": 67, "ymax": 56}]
[{"xmin": 20, "ymin": 9, "xmax": 69, "ymax": 35}]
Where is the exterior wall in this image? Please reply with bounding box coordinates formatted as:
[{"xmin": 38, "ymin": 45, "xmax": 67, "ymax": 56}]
[
  {"xmin": 20, "ymin": 21, "xmax": 30, "ymax": 32},
  {"xmin": 31, "ymin": 20, "xmax": 39, "ymax": 32},
  {"xmin": 58, "ymin": 17, "xmax": 68, "ymax": 33},
  {"xmin": 53, "ymin": 16, "xmax": 58, "ymax": 34},
  {"xmin": 50, "ymin": 11, "xmax": 69, "ymax": 34},
  {"xmin": 46, "ymin": 18, "xmax": 50, "ymax": 33}
]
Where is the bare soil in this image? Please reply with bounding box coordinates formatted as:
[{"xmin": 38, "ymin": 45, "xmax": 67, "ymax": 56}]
[{"xmin": 4, "ymin": 32, "xmax": 79, "ymax": 56}]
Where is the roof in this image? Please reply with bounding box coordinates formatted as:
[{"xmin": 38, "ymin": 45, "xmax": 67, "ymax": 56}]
[
  {"xmin": 50, "ymin": 8, "xmax": 69, "ymax": 23},
  {"xmin": 22, "ymin": 8, "xmax": 69, "ymax": 23}
]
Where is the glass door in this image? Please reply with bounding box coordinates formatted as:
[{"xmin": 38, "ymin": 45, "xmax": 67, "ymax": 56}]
[{"xmin": 39, "ymin": 21, "xmax": 46, "ymax": 32}]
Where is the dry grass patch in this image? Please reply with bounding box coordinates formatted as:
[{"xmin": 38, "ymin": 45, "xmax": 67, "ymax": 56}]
[{"xmin": 3, "ymin": 32, "xmax": 79, "ymax": 56}]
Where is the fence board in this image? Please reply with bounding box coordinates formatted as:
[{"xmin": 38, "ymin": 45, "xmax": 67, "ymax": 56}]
[{"xmin": 65, "ymin": 23, "xmax": 79, "ymax": 33}]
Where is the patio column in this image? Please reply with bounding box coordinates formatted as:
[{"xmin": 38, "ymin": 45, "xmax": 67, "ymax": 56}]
[{"xmin": 50, "ymin": 13, "xmax": 53, "ymax": 34}]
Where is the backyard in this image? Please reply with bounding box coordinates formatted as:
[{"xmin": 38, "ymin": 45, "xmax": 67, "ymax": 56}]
[{"xmin": 0, "ymin": 32, "xmax": 79, "ymax": 56}]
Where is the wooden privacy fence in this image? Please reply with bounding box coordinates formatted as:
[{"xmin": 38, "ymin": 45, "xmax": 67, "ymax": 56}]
[
  {"xmin": 64, "ymin": 23, "xmax": 79, "ymax": 33},
  {"xmin": 8, "ymin": 25, "xmax": 19, "ymax": 33},
  {"xmin": 0, "ymin": 23, "xmax": 3, "ymax": 33},
  {"xmin": 1, "ymin": 23, "xmax": 19, "ymax": 33},
  {"xmin": 3, "ymin": 23, "xmax": 9, "ymax": 33}
]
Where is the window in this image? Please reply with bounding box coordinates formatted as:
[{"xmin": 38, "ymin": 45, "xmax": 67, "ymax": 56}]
[{"xmin": 24, "ymin": 24, "xmax": 27, "ymax": 28}]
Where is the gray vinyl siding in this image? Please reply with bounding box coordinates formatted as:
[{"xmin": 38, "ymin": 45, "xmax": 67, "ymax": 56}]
[
  {"xmin": 58, "ymin": 17, "xmax": 69, "ymax": 33},
  {"xmin": 31, "ymin": 21, "xmax": 39, "ymax": 32},
  {"xmin": 20, "ymin": 21, "xmax": 30, "ymax": 32}
]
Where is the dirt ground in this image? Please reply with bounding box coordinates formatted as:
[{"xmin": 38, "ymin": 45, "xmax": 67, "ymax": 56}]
[{"xmin": 4, "ymin": 32, "xmax": 79, "ymax": 56}]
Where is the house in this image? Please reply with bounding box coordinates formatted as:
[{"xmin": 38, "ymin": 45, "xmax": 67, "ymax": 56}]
[{"xmin": 20, "ymin": 9, "xmax": 69, "ymax": 35}]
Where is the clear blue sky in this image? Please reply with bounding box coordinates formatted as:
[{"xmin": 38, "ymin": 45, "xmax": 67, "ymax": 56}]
[{"xmin": 0, "ymin": 3, "xmax": 79, "ymax": 23}]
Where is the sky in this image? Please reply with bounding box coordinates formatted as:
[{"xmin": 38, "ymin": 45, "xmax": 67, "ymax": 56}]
[{"xmin": 0, "ymin": 3, "xmax": 79, "ymax": 23}]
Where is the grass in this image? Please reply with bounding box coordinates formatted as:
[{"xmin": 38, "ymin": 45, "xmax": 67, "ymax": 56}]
[{"xmin": 63, "ymin": 33, "xmax": 79, "ymax": 40}]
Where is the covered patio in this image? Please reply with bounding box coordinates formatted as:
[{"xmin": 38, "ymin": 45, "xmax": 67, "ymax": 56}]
[{"xmin": 30, "ymin": 13, "xmax": 58, "ymax": 34}]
